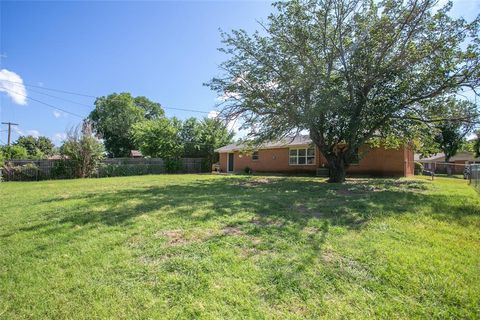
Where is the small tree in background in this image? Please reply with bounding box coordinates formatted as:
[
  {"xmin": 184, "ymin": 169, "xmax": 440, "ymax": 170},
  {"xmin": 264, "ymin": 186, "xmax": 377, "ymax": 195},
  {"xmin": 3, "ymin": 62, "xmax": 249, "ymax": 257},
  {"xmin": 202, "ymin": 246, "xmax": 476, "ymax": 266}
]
[
  {"xmin": 0, "ymin": 145, "xmax": 28, "ymax": 160},
  {"xmin": 200, "ymin": 117, "xmax": 234, "ymax": 167},
  {"xmin": 131, "ymin": 118, "xmax": 184, "ymax": 159},
  {"xmin": 60, "ymin": 122, "xmax": 105, "ymax": 178},
  {"xmin": 14, "ymin": 135, "xmax": 55, "ymax": 159},
  {"xmin": 430, "ymin": 99, "xmax": 479, "ymax": 175},
  {"xmin": 180, "ymin": 117, "xmax": 204, "ymax": 158},
  {"xmin": 179, "ymin": 117, "xmax": 234, "ymax": 166},
  {"xmin": 474, "ymin": 131, "xmax": 480, "ymax": 158}
]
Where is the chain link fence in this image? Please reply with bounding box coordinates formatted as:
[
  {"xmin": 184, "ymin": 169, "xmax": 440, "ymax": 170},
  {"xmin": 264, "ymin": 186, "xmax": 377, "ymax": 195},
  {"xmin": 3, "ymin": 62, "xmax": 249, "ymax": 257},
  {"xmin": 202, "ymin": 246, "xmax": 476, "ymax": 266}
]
[
  {"xmin": 470, "ymin": 164, "xmax": 480, "ymax": 192},
  {"xmin": 0, "ymin": 158, "xmax": 208, "ymax": 182}
]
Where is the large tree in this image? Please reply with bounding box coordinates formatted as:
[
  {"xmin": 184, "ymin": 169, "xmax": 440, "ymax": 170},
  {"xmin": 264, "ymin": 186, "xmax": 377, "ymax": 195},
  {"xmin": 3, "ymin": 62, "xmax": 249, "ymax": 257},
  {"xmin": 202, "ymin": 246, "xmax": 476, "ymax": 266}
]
[
  {"xmin": 208, "ymin": 0, "xmax": 480, "ymax": 182},
  {"xmin": 88, "ymin": 93, "xmax": 164, "ymax": 157}
]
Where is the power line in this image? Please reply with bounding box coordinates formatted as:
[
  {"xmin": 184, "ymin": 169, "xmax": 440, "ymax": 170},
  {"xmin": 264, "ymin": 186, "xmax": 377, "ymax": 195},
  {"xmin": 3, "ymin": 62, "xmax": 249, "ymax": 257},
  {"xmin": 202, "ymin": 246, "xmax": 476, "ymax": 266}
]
[
  {"xmin": 3, "ymin": 79, "xmax": 96, "ymax": 98},
  {"xmin": 23, "ymin": 87, "xmax": 93, "ymax": 108},
  {"xmin": 3, "ymin": 79, "xmax": 214, "ymax": 114},
  {"xmin": 0, "ymin": 86, "xmax": 85, "ymax": 118}
]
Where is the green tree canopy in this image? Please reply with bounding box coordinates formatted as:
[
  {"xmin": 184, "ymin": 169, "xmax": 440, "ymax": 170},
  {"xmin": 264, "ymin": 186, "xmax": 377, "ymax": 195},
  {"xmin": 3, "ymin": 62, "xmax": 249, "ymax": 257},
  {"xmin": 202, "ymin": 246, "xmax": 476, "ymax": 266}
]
[
  {"xmin": 474, "ymin": 131, "xmax": 480, "ymax": 158},
  {"xmin": 131, "ymin": 118, "xmax": 184, "ymax": 159},
  {"xmin": 415, "ymin": 98, "xmax": 479, "ymax": 169},
  {"xmin": 200, "ymin": 117, "xmax": 234, "ymax": 164},
  {"xmin": 14, "ymin": 135, "xmax": 55, "ymax": 159},
  {"xmin": 0, "ymin": 145, "xmax": 29, "ymax": 160},
  {"xmin": 88, "ymin": 93, "xmax": 164, "ymax": 157},
  {"xmin": 180, "ymin": 117, "xmax": 204, "ymax": 157},
  {"xmin": 208, "ymin": 0, "xmax": 480, "ymax": 182},
  {"xmin": 131, "ymin": 116, "xmax": 233, "ymax": 169},
  {"xmin": 432, "ymin": 99, "xmax": 478, "ymax": 167}
]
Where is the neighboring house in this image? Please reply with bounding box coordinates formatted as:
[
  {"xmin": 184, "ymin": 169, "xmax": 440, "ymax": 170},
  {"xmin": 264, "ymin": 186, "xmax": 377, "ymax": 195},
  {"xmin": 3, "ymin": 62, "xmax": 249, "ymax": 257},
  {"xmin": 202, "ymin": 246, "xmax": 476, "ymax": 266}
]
[
  {"xmin": 129, "ymin": 150, "xmax": 143, "ymax": 158},
  {"xmin": 215, "ymin": 135, "xmax": 414, "ymax": 177},
  {"xmin": 47, "ymin": 154, "xmax": 63, "ymax": 160},
  {"xmin": 415, "ymin": 152, "xmax": 480, "ymax": 174}
]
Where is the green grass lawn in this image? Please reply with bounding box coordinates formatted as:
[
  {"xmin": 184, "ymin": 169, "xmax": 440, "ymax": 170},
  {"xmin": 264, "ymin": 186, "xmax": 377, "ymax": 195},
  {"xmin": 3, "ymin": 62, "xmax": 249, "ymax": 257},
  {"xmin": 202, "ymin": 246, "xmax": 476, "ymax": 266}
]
[{"xmin": 0, "ymin": 175, "xmax": 479, "ymax": 319}]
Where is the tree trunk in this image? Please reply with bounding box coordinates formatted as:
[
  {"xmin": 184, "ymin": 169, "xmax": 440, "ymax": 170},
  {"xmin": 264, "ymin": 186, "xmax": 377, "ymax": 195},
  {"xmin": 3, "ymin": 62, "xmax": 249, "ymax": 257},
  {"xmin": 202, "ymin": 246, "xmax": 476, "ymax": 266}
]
[
  {"xmin": 446, "ymin": 163, "xmax": 453, "ymax": 176},
  {"xmin": 445, "ymin": 156, "xmax": 452, "ymax": 176},
  {"xmin": 327, "ymin": 156, "xmax": 347, "ymax": 183}
]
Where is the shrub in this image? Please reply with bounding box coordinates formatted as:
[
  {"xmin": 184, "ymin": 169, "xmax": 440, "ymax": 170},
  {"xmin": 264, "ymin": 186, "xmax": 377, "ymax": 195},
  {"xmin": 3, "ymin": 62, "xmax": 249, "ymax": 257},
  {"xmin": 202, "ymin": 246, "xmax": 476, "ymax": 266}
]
[
  {"xmin": 244, "ymin": 166, "xmax": 252, "ymax": 174},
  {"xmin": 165, "ymin": 158, "xmax": 182, "ymax": 173},
  {"xmin": 414, "ymin": 162, "xmax": 424, "ymax": 175},
  {"xmin": 2, "ymin": 162, "xmax": 39, "ymax": 181},
  {"xmin": 98, "ymin": 163, "xmax": 153, "ymax": 177},
  {"xmin": 60, "ymin": 123, "xmax": 105, "ymax": 178},
  {"xmin": 51, "ymin": 160, "xmax": 76, "ymax": 179}
]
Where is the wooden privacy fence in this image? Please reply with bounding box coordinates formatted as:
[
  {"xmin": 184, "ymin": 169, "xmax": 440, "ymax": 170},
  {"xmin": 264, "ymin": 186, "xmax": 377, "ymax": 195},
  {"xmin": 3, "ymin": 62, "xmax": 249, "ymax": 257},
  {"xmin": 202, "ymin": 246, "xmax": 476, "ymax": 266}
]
[{"xmin": 0, "ymin": 158, "xmax": 207, "ymax": 182}]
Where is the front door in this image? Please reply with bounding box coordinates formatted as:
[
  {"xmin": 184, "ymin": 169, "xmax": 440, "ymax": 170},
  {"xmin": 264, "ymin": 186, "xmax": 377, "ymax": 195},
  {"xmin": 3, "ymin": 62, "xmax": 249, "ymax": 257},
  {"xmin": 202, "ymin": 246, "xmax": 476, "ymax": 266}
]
[{"xmin": 228, "ymin": 153, "xmax": 234, "ymax": 172}]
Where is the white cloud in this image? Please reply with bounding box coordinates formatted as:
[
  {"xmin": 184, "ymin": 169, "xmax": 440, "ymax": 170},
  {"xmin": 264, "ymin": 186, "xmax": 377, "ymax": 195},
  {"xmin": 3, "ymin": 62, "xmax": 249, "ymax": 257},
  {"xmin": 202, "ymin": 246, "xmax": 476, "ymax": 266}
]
[
  {"xmin": 207, "ymin": 110, "xmax": 220, "ymax": 119},
  {"xmin": 0, "ymin": 69, "xmax": 27, "ymax": 105},
  {"xmin": 53, "ymin": 111, "xmax": 62, "ymax": 118},
  {"xmin": 27, "ymin": 130, "xmax": 40, "ymax": 138},
  {"xmin": 13, "ymin": 127, "xmax": 40, "ymax": 138},
  {"xmin": 208, "ymin": 109, "xmax": 249, "ymax": 138},
  {"xmin": 216, "ymin": 91, "xmax": 241, "ymax": 102},
  {"xmin": 53, "ymin": 132, "xmax": 67, "ymax": 143}
]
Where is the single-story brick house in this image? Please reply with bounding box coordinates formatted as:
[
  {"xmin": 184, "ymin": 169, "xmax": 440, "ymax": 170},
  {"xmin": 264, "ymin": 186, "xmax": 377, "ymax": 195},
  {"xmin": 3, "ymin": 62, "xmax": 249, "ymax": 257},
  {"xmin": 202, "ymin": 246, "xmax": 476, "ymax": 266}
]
[{"xmin": 215, "ymin": 135, "xmax": 414, "ymax": 177}]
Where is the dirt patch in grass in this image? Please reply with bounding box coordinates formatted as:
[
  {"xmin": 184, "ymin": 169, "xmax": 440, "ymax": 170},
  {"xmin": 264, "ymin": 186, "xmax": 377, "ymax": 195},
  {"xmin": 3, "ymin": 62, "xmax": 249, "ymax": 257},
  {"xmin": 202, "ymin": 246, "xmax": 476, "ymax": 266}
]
[
  {"xmin": 222, "ymin": 226, "xmax": 244, "ymax": 236},
  {"xmin": 156, "ymin": 230, "xmax": 191, "ymax": 246},
  {"xmin": 251, "ymin": 217, "xmax": 285, "ymax": 227},
  {"xmin": 156, "ymin": 229, "xmax": 217, "ymax": 246},
  {"xmin": 138, "ymin": 255, "xmax": 168, "ymax": 266},
  {"xmin": 322, "ymin": 249, "xmax": 372, "ymax": 281},
  {"xmin": 303, "ymin": 226, "xmax": 321, "ymax": 235},
  {"xmin": 343, "ymin": 179, "xmax": 429, "ymax": 193},
  {"xmin": 292, "ymin": 204, "xmax": 324, "ymax": 218},
  {"xmin": 237, "ymin": 178, "xmax": 284, "ymax": 188}
]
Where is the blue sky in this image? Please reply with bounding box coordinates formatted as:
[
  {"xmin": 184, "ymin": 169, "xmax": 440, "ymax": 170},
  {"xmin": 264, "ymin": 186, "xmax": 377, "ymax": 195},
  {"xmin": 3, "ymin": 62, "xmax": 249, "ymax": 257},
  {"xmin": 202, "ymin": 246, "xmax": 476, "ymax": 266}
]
[
  {"xmin": 0, "ymin": 0, "xmax": 479, "ymax": 145},
  {"xmin": 0, "ymin": 0, "xmax": 273, "ymax": 144}
]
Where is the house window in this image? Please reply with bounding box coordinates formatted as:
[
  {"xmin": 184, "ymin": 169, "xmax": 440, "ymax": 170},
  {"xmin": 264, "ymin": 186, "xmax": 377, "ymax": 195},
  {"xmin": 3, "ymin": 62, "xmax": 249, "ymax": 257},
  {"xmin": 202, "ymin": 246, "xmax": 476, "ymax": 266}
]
[
  {"xmin": 289, "ymin": 146, "xmax": 315, "ymax": 165},
  {"xmin": 252, "ymin": 151, "xmax": 259, "ymax": 161}
]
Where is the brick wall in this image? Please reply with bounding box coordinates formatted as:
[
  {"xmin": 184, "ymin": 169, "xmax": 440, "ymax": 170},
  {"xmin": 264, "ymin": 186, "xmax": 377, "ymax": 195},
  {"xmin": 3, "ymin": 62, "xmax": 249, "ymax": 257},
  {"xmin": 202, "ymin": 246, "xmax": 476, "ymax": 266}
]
[
  {"xmin": 347, "ymin": 145, "xmax": 414, "ymax": 177},
  {"xmin": 218, "ymin": 145, "xmax": 413, "ymax": 177}
]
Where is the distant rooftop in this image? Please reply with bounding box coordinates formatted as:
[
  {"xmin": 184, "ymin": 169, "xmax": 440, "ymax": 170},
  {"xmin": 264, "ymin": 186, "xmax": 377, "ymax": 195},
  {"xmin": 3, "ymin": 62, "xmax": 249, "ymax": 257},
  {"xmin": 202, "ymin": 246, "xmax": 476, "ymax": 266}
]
[
  {"xmin": 415, "ymin": 152, "xmax": 480, "ymax": 162},
  {"xmin": 215, "ymin": 135, "xmax": 313, "ymax": 153},
  {"xmin": 130, "ymin": 150, "xmax": 143, "ymax": 158}
]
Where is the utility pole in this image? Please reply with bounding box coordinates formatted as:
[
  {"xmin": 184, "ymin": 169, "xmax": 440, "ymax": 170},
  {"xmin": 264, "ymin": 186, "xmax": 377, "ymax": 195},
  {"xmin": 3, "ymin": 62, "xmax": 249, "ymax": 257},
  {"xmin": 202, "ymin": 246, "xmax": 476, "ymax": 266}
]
[{"xmin": 1, "ymin": 122, "xmax": 19, "ymax": 146}]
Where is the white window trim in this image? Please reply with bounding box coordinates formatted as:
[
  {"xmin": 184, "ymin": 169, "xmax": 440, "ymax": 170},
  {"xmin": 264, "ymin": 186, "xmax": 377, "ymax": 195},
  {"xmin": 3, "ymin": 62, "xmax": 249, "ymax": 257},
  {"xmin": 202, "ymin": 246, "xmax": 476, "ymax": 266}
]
[
  {"xmin": 251, "ymin": 151, "xmax": 259, "ymax": 161},
  {"xmin": 289, "ymin": 147, "xmax": 316, "ymax": 166}
]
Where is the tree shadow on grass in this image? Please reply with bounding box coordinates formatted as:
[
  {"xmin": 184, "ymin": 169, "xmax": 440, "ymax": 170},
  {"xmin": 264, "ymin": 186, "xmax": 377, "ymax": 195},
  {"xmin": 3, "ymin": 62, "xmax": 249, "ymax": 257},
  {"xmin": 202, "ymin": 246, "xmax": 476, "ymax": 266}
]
[
  {"xmin": 7, "ymin": 175, "xmax": 480, "ymax": 308},
  {"xmin": 30, "ymin": 176, "xmax": 480, "ymax": 231}
]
